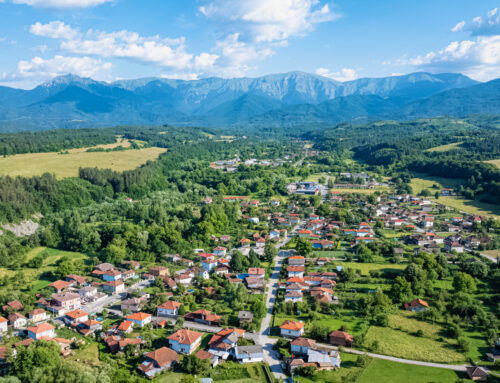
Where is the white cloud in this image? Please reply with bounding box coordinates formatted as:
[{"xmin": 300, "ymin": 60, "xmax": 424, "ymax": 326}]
[
  {"xmin": 316, "ymin": 67, "xmax": 358, "ymax": 82},
  {"xmin": 393, "ymin": 35, "xmax": 500, "ymax": 81},
  {"xmin": 469, "ymin": 7, "xmax": 500, "ymax": 36},
  {"xmin": 451, "ymin": 21, "xmax": 465, "ymax": 32},
  {"xmin": 30, "ymin": 21, "xmax": 78, "ymax": 39},
  {"xmin": 8, "ymin": 0, "xmax": 112, "ymax": 8},
  {"xmin": 200, "ymin": 0, "xmax": 338, "ymax": 44},
  {"xmin": 30, "ymin": 22, "xmax": 213, "ymax": 72},
  {"xmin": 1, "ymin": 55, "xmax": 113, "ymax": 85}
]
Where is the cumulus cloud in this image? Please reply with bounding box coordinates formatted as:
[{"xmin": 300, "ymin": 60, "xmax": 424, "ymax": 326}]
[
  {"xmin": 392, "ymin": 35, "xmax": 500, "ymax": 81},
  {"xmin": 316, "ymin": 67, "xmax": 358, "ymax": 82},
  {"xmin": 468, "ymin": 7, "xmax": 500, "ymax": 36},
  {"xmin": 30, "ymin": 21, "xmax": 78, "ymax": 39},
  {"xmin": 199, "ymin": 0, "xmax": 338, "ymax": 44},
  {"xmin": 1, "ymin": 55, "xmax": 113, "ymax": 84},
  {"xmin": 8, "ymin": 0, "xmax": 112, "ymax": 8},
  {"xmin": 30, "ymin": 21, "xmax": 214, "ymax": 72}
]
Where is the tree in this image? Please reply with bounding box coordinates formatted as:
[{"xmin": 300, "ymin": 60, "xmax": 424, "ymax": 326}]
[
  {"xmin": 452, "ymin": 272, "xmax": 476, "ymax": 293},
  {"xmin": 181, "ymin": 354, "xmax": 210, "ymax": 375},
  {"xmin": 296, "ymin": 365, "xmax": 316, "ymax": 377},
  {"xmin": 295, "ymin": 238, "xmax": 312, "ymax": 256},
  {"xmin": 390, "ymin": 276, "xmax": 412, "ymax": 304},
  {"xmin": 230, "ymin": 251, "xmax": 248, "ymax": 273}
]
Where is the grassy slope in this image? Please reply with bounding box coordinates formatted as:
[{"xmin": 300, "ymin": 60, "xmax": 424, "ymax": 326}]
[
  {"xmin": 484, "ymin": 159, "xmax": 500, "ymax": 168},
  {"xmin": 425, "ymin": 142, "xmax": 462, "ymax": 152},
  {"xmin": 0, "ymin": 139, "xmax": 166, "ymax": 179}
]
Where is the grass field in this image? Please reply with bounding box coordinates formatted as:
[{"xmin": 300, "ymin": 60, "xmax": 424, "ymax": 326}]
[
  {"xmin": 158, "ymin": 363, "xmax": 268, "ymax": 383},
  {"xmin": 425, "ymin": 142, "xmax": 462, "ymax": 152},
  {"xmin": 356, "ymin": 358, "xmax": 465, "ymax": 383},
  {"xmin": 335, "ymin": 262, "xmax": 406, "ymax": 276},
  {"xmin": 410, "ymin": 175, "xmax": 500, "ymax": 219},
  {"xmin": 0, "ymin": 142, "xmax": 166, "ymax": 179},
  {"xmin": 484, "ymin": 159, "xmax": 500, "ymax": 168},
  {"xmin": 0, "ymin": 247, "xmax": 89, "ymax": 291},
  {"xmin": 364, "ymin": 312, "xmax": 466, "ymax": 363}
]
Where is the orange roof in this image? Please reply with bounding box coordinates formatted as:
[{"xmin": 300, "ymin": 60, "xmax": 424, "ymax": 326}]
[
  {"xmin": 127, "ymin": 312, "xmax": 152, "ymax": 321},
  {"xmin": 248, "ymin": 267, "xmax": 265, "ymax": 275},
  {"xmin": 167, "ymin": 328, "xmax": 202, "ymax": 345},
  {"xmin": 28, "ymin": 322, "xmax": 55, "ymax": 334},
  {"xmin": 289, "ymin": 255, "xmax": 305, "ymax": 260},
  {"xmin": 287, "ymin": 266, "xmax": 304, "ymax": 272},
  {"xmin": 280, "ymin": 320, "xmax": 305, "ymax": 331},
  {"xmin": 286, "ymin": 277, "xmax": 304, "ymax": 283},
  {"xmin": 0, "ymin": 316, "xmax": 7, "ymax": 323},
  {"xmin": 49, "ymin": 280, "xmax": 72, "ymax": 290},
  {"xmin": 118, "ymin": 321, "xmax": 133, "ymax": 331},
  {"xmin": 65, "ymin": 309, "xmax": 88, "ymax": 319}
]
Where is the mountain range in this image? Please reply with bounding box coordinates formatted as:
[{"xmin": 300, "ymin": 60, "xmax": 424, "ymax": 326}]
[{"xmin": 0, "ymin": 71, "xmax": 498, "ymax": 131}]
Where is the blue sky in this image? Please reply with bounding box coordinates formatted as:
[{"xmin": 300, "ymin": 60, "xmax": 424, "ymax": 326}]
[{"xmin": 1, "ymin": 0, "xmax": 500, "ymax": 88}]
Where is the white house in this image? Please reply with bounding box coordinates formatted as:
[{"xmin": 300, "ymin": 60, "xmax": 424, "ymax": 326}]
[
  {"xmin": 126, "ymin": 313, "xmax": 152, "ymax": 328},
  {"xmin": 27, "ymin": 323, "xmax": 55, "ymax": 340},
  {"xmin": 168, "ymin": 329, "xmax": 202, "ymax": 354},
  {"xmin": 157, "ymin": 301, "xmax": 181, "ymax": 318},
  {"xmin": 234, "ymin": 345, "xmax": 264, "ymax": 363},
  {"xmin": 280, "ymin": 321, "xmax": 305, "ymax": 338}
]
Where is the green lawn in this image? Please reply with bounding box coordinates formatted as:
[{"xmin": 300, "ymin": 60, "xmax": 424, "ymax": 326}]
[
  {"xmin": 356, "ymin": 358, "xmax": 466, "ymax": 383},
  {"xmin": 156, "ymin": 363, "xmax": 269, "ymax": 383},
  {"xmin": 426, "ymin": 142, "xmax": 463, "ymax": 152}
]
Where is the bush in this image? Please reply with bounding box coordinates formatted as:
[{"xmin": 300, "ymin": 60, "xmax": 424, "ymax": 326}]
[
  {"xmin": 415, "ymin": 329, "xmax": 424, "ymax": 337},
  {"xmin": 355, "ymin": 354, "xmax": 370, "ymax": 367}
]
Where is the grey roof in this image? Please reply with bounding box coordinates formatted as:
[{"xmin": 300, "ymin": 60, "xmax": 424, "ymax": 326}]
[
  {"xmin": 238, "ymin": 311, "xmax": 253, "ymax": 319},
  {"xmin": 237, "ymin": 345, "xmax": 263, "ymax": 354}
]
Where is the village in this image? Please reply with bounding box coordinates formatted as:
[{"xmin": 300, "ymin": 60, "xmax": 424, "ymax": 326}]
[{"xmin": 0, "ymin": 170, "xmax": 497, "ymax": 383}]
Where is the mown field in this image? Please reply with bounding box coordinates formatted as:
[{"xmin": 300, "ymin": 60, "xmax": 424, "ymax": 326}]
[
  {"xmin": 330, "ymin": 187, "xmax": 389, "ymax": 195},
  {"xmin": 0, "ymin": 139, "xmax": 166, "ymax": 179},
  {"xmin": 334, "ymin": 262, "xmax": 406, "ymax": 276},
  {"xmin": 410, "ymin": 175, "xmax": 500, "ymax": 219}
]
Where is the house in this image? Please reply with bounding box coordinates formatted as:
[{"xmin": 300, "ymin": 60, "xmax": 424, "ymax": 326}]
[
  {"xmin": 444, "ymin": 241, "xmax": 464, "ymax": 253},
  {"xmin": 167, "ymin": 329, "xmax": 202, "ymax": 354},
  {"xmin": 269, "ymin": 230, "xmax": 280, "ymax": 240},
  {"xmin": 280, "ymin": 320, "xmax": 305, "ymax": 338},
  {"xmin": 2, "ymin": 300, "xmax": 23, "ymax": 312},
  {"xmin": 117, "ymin": 320, "xmax": 134, "ymax": 334},
  {"xmin": 465, "ymin": 366, "xmax": 488, "ymax": 381},
  {"xmin": 64, "ymin": 309, "xmax": 89, "ymax": 325},
  {"xmin": 329, "ymin": 331, "xmax": 353, "ymax": 347},
  {"xmin": 202, "ymin": 259, "xmax": 218, "ymax": 272},
  {"xmin": 0, "ymin": 317, "xmax": 7, "ymax": 333},
  {"xmin": 103, "ymin": 269, "xmax": 122, "ymax": 282},
  {"xmin": 287, "ymin": 266, "xmax": 304, "ymax": 278},
  {"xmin": 298, "ymin": 229, "xmax": 312, "ymax": 238},
  {"xmin": 196, "ymin": 350, "xmax": 219, "ymax": 367},
  {"xmin": 27, "ymin": 323, "xmax": 55, "ymax": 340},
  {"xmin": 126, "ymin": 312, "xmax": 152, "ymax": 328},
  {"xmin": 149, "ymin": 267, "xmax": 169, "ymax": 277},
  {"xmin": 122, "ymin": 260, "xmax": 141, "ymax": 270},
  {"xmin": 291, "ymin": 337, "xmax": 316, "ymax": 355},
  {"xmin": 78, "ymin": 286, "xmax": 98, "ymax": 299},
  {"xmin": 289, "ymin": 256, "xmax": 305, "ymax": 266},
  {"xmin": 95, "ymin": 263, "xmax": 115, "ymax": 272},
  {"xmin": 285, "ymin": 291, "xmax": 303, "ymax": 302},
  {"xmin": 404, "ymin": 299, "xmax": 429, "ymax": 312},
  {"xmin": 248, "ymin": 267, "xmax": 265, "ymax": 278},
  {"xmin": 234, "ymin": 345, "xmax": 264, "ymax": 363},
  {"xmin": 122, "ymin": 269, "xmax": 136, "ymax": 280},
  {"xmin": 157, "ymin": 301, "xmax": 182, "ymax": 318},
  {"xmin": 9, "ymin": 312, "xmax": 26, "ymax": 329},
  {"xmin": 256, "ymin": 238, "xmax": 266, "ymax": 247},
  {"xmin": 48, "ymin": 293, "xmax": 81, "ymax": 315},
  {"xmin": 174, "ymin": 273, "xmax": 193, "ymax": 286},
  {"xmin": 121, "ymin": 297, "xmax": 147, "ymax": 312},
  {"xmin": 304, "ymin": 348, "xmax": 341, "ymax": 370},
  {"xmin": 184, "ymin": 309, "xmax": 221, "ymax": 326},
  {"xmin": 138, "ymin": 347, "xmax": 179, "ymax": 378},
  {"xmin": 76, "ymin": 319, "xmax": 102, "ymax": 336},
  {"xmin": 48, "ymin": 280, "xmax": 72, "ymax": 293},
  {"xmin": 213, "ymin": 247, "xmax": 227, "ymax": 257},
  {"xmin": 245, "ymin": 277, "xmax": 265, "ymax": 290},
  {"xmin": 207, "ymin": 328, "xmax": 245, "ymax": 359},
  {"xmin": 65, "ymin": 274, "xmax": 87, "ymax": 286},
  {"xmin": 238, "ymin": 311, "xmax": 253, "ymax": 326},
  {"xmin": 102, "ymin": 280, "xmax": 125, "ymax": 294},
  {"xmin": 105, "ymin": 335, "xmax": 144, "ymax": 353}
]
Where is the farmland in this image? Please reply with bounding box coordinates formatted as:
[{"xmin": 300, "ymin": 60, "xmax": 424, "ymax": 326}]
[{"xmin": 0, "ymin": 140, "xmax": 166, "ymax": 179}]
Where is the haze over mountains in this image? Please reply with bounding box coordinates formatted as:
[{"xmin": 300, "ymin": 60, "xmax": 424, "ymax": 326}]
[{"xmin": 0, "ymin": 71, "xmax": 498, "ymax": 131}]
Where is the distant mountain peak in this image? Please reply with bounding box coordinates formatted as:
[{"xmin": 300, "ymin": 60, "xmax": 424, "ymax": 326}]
[{"xmin": 41, "ymin": 74, "xmax": 101, "ymax": 88}]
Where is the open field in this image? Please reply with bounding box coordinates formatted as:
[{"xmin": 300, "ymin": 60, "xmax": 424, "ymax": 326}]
[
  {"xmin": 410, "ymin": 175, "xmax": 500, "ymax": 219},
  {"xmin": 335, "ymin": 262, "xmax": 406, "ymax": 276},
  {"xmin": 426, "ymin": 142, "xmax": 462, "ymax": 152},
  {"xmin": 0, "ymin": 247, "xmax": 89, "ymax": 291},
  {"xmin": 484, "ymin": 159, "xmax": 500, "ymax": 168},
  {"xmin": 356, "ymin": 358, "xmax": 466, "ymax": 383},
  {"xmin": 0, "ymin": 141, "xmax": 166, "ymax": 179},
  {"xmin": 158, "ymin": 363, "xmax": 268, "ymax": 383},
  {"xmin": 364, "ymin": 312, "xmax": 466, "ymax": 363}
]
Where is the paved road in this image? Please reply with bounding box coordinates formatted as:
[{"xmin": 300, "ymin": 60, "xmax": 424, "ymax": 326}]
[
  {"xmin": 479, "ymin": 252, "xmax": 497, "ymax": 263},
  {"xmin": 257, "ymin": 225, "xmax": 301, "ymax": 380}
]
